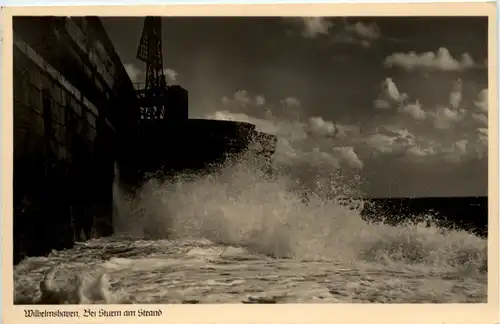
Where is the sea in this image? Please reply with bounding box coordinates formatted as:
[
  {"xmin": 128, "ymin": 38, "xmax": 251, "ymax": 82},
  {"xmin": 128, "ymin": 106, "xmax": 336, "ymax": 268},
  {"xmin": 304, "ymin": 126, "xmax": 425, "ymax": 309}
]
[{"xmin": 13, "ymin": 154, "xmax": 487, "ymax": 304}]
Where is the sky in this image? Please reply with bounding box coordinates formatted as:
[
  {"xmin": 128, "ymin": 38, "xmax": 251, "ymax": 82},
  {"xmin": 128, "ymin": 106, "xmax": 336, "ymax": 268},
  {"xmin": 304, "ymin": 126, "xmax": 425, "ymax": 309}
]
[{"xmin": 101, "ymin": 16, "xmax": 489, "ymax": 198}]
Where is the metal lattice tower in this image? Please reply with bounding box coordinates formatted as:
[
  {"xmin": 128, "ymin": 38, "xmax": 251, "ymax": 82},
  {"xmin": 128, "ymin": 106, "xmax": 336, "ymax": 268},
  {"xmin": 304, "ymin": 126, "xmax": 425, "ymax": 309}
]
[{"xmin": 136, "ymin": 17, "xmax": 167, "ymax": 120}]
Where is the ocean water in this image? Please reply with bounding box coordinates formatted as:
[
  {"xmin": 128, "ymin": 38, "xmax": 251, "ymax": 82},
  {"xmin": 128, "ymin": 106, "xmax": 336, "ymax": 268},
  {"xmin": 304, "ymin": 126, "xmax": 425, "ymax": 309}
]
[{"xmin": 13, "ymin": 154, "xmax": 487, "ymax": 304}]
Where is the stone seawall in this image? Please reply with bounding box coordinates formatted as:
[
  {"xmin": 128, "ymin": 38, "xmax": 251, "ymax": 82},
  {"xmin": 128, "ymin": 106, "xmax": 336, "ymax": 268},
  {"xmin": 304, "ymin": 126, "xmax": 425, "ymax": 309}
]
[{"xmin": 13, "ymin": 17, "xmax": 136, "ymax": 264}]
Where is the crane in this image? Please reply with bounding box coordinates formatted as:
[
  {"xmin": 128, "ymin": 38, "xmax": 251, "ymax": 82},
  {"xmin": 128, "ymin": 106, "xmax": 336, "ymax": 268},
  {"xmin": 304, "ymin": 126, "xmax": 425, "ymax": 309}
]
[{"xmin": 135, "ymin": 17, "xmax": 168, "ymax": 120}]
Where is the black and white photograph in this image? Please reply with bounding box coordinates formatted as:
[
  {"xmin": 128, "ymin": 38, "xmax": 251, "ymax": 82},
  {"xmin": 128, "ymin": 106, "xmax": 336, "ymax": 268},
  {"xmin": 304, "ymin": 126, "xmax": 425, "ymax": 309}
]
[{"xmin": 11, "ymin": 11, "xmax": 492, "ymax": 305}]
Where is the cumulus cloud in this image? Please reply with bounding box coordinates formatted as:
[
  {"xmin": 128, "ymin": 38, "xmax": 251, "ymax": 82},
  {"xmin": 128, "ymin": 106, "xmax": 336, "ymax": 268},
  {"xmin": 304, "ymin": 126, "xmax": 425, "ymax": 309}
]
[
  {"xmin": 477, "ymin": 127, "xmax": 488, "ymax": 139},
  {"xmin": 210, "ymin": 109, "xmax": 364, "ymax": 171},
  {"xmin": 454, "ymin": 139, "xmax": 468, "ymax": 154},
  {"xmin": 472, "ymin": 112, "xmax": 488, "ymax": 126},
  {"xmin": 331, "ymin": 20, "xmax": 382, "ymax": 48},
  {"xmin": 281, "ymin": 96, "xmax": 301, "ymax": 107},
  {"xmin": 400, "ymin": 100, "xmax": 427, "ymax": 121},
  {"xmin": 406, "ymin": 145, "xmax": 437, "ymax": 159},
  {"xmin": 374, "ymin": 99, "xmax": 391, "ymax": 109},
  {"xmin": 384, "ymin": 48, "xmax": 479, "ymax": 71},
  {"xmin": 476, "ymin": 128, "xmax": 488, "ymax": 149},
  {"xmin": 233, "ymin": 90, "xmax": 251, "ymax": 106},
  {"xmin": 429, "ymin": 106, "xmax": 465, "ymax": 130},
  {"xmin": 370, "ymin": 77, "xmax": 488, "ymax": 165},
  {"xmin": 364, "ymin": 126, "xmax": 415, "ymax": 157},
  {"xmin": 210, "ymin": 79, "xmax": 487, "ymax": 194},
  {"xmin": 442, "ymin": 139, "xmax": 469, "ymax": 163},
  {"xmin": 470, "ymin": 90, "xmax": 488, "ymax": 159},
  {"xmin": 308, "ymin": 116, "xmax": 336, "ymax": 137},
  {"xmin": 374, "ymin": 78, "xmax": 481, "ymax": 134},
  {"xmin": 124, "ymin": 64, "xmax": 179, "ymax": 84},
  {"xmin": 472, "ymin": 128, "xmax": 488, "ymax": 159},
  {"xmin": 336, "ymin": 124, "xmax": 361, "ymax": 138},
  {"xmin": 474, "ymin": 88, "xmax": 488, "ymax": 113},
  {"xmin": 164, "ymin": 68, "xmax": 178, "ymax": 82},
  {"xmin": 449, "ymin": 79, "xmax": 463, "ymax": 109},
  {"xmin": 305, "ymin": 117, "xmax": 363, "ymax": 141},
  {"xmin": 410, "ymin": 86, "xmax": 488, "ymax": 135},
  {"xmin": 469, "ymin": 88, "xmax": 488, "ymax": 127},
  {"xmin": 365, "ymin": 133, "xmax": 398, "ymax": 154},
  {"xmin": 472, "ymin": 113, "xmax": 488, "ymax": 126},
  {"xmin": 222, "ymin": 90, "xmax": 267, "ymax": 110},
  {"xmin": 208, "ymin": 93, "xmax": 365, "ymax": 175},
  {"xmin": 331, "ymin": 34, "xmax": 371, "ymax": 48},
  {"xmin": 221, "ymin": 91, "xmax": 305, "ymax": 123},
  {"xmin": 332, "ymin": 147, "xmax": 364, "ymax": 169},
  {"xmin": 296, "ymin": 18, "xmax": 381, "ymax": 48},
  {"xmin": 255, "ymin": 95, "xmax": 266, "ymax": 106},
  {"xmin": 344, "ymin": 21, "xmax": 380, "ymax": 41},
  {"xmin": 300, "ymin": 17, "xmax": 333, "ymax": 38},
  {"xmin": 374, "ymin": 77, "xmax": 408, "ymax": 109}
]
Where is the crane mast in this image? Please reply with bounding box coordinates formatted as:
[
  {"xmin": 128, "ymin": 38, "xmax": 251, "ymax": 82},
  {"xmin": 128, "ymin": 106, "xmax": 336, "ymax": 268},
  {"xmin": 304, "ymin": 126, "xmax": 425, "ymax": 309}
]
[{"xmin": 136, "ymin": 17, "xmax": 167, "ymax": 120}]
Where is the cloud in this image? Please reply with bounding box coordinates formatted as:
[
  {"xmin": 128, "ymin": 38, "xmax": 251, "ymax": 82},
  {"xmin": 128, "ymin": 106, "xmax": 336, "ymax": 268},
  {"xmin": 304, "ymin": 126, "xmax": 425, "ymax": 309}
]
[
  {"xmin": 374, "ymin": 77, "xmax": 408, "ymax": 109},
  {"xmin": 470, "ymin": 88, "xmax": 488, "ymax": 126},
  {"xmin": 233, "ymin": 90, "xmax": 251, "ymax": 105},
  {"xmin": 207, "ymin": 94, "xmax": 364, "ymax": 174},
  {"xmin": 477, "ymin": 128, "xmax": 488, "ymax": 139},
  {"xmin": 296, "ymin": 18, "xmax": 381, "ymax": 48},
  {"xmin": 344, "ymin": 21, "xmax": 380, "ymax": 41},
  {"xmin": 164, "ymin": 68, "xmax": 178, "ymax": 82},
  {"xmin": 373, "ymin": 77, "xmax": 481, "ymax": 133},
  {"xmin": 300, "ymin": 17, "xmax": 333, "ymax": 38},
  {"xmin": 364, "ymin": 126, "xmax": 415, "ymax": 157},
  {"xmin": 331, "ymin": 20, "xmax": 382, "ymax": 48},
  {"xmin": 449, "ymin": 79, "xmax": 463, "ymax": 109},
  {"xmin": 474, "ymin": 88, "xmax": 488, "ymax": 113},
  {"xmin": 331, "ymin": 34, "xmax": 372, "ymax": 48},
  {"xmin": 255, "ymin": 95, "xmax": 266, "ymax": 106},
  {"xmin": 374, "ymin": 99, "xmax": 391, "ymax": 109},
  {"xmin": 454, "ymin": 139, "xmax": 468, "ymax": 154},
  {"xmin": 476, "ymin": 128, "xmax": 488, "ymax": 147},
  {"xmin": 384, "ymin": 48, "xmax": 479, "ymax": 71},
  {"xmin": 281, "ymin": 96, "xmax": 301, "ymax": 107},
  {"xmin": 221, "ymin": 91, "xmax": 306, "ymax": 124},
  {"xmin": 429, "ymin": 106, "xmax": 465, "ymax": 130},
  {"xmin": 370, "ymin": 77, "xmax": 478, "ymax": 163},
  {"xmin": 379, "ymin": 80, "xmax": 487, "ymax": 165},
  {"xmin": 365, "ymin": 133, "xmax": 398, "ymax": 154},
  {"xmin": 124, "ymin": 64, "xmax": 179, "ymax": 84},
  {"xmin": 406, "ymin": 145, "xmax": 437, "ymax": 159},
  {"xmin": 222, "ymin": 90, "xmax": 266, "ymax": 110},
  {"xmin": 400, "ymin": 100, "xmax": 427, "ymax": 121},
  {"xmin": 472, "ymin": 112, "xmax": 488, "ymax": 126},
  {"xmin": 472, "ymin": 128, "xmax": 488, "ymax": 160},
  {"xmin": 470, "ymin": 89, "xmax": 488, "ymax": 159},
  {"xmin": 307, "ymin": 117, "xmax": 362, "ymax": 141},
  {"xmin": 332, "ymin": 147, "xmax": 364, "ymax": 169},
  {"xmin": 442, "ymin": 139, "xmax": 469, "ymax": 163},
  {"xmin": 336, "ymin": 124, "xmax": 361, "ymax": 138},
  {"xmin": 124, "ymin": 63, "xmax": 142, "ymax": 83},
  {"xmin": 369, "ymin": 78, "xmax": 488, "ymax": 169},
  {"xmin": 210, "ymin": 80, "xmax": 487, "ymax": 197},
  {"xmin": 308, "ymin": 116, "xmax": 336, "ymax": 137}
]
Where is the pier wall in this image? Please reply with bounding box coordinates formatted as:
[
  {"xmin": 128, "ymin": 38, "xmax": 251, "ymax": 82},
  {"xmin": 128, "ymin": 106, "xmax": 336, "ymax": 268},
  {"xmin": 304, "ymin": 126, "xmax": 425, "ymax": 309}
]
[{"xmin": 13, "ymin": 17, "xmax": 136, "ymax": 264}]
